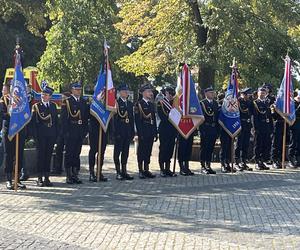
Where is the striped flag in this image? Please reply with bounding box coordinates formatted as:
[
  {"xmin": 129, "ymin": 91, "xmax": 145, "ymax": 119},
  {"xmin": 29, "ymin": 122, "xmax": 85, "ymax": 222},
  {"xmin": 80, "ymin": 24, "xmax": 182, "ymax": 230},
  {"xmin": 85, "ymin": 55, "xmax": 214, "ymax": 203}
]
[
  {"xmin": 275, "ymin": 55, "xmax": 296, "ymax": 125},
  {"xmin": 104, "ymin": 40, "xmax": 116, "ymax": 111},
  {"xmin": 168, "ymin": 64, "xmax": 204, "ymax": 139}
]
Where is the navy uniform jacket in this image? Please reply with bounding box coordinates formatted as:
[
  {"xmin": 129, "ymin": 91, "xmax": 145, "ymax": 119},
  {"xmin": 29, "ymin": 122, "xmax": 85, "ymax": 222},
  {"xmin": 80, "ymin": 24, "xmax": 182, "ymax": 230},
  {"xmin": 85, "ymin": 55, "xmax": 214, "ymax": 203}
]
[
  {"xmin": 238, "ymin": 97, "xmax": 253, "ymax": 129},
  {"xmin": 60, "ymin": 95, "xmax": 89, "ymax": 139},
  {"xmin": 134, "ymin": 99, "xmax": 157, "ymax": 138},
  {"xmin": 253, "ymin": 98, "xmax": 273, "ymax": 132},
  {"xmin": 113, "ymin": 98, "xmax": 135, "ymax": 139},
  {"xmin": 32, "ymin": 102, "xmax": 58, "ymax": 138},
  {"xmin": 0, "ymin": 95, "xmax": 11, "ymax": 134},
  {"xmin": 157, "ymin": 98, "xmax": 177, "ymax": 137},
  {"xmin": 200, "ymin": 99, "xmax": 219, "ymax": 132},
  {"xmin": 291, "ymin": 100, "xmax": 300, "ymax": 130}
]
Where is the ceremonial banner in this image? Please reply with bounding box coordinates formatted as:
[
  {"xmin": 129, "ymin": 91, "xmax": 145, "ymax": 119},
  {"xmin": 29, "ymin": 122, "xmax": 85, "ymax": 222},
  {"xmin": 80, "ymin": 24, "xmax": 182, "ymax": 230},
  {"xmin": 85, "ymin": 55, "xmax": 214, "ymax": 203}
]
[
  {"xmin": 275, "ymin": 55, "xmax": 296, "ymax": 125},
  {"xmin": 90, "ymin": 41, "xmax": 116, "ymax": 132},
  {"xmin": 104, "ymin": 40, "xmax": 116, "ymax": 111},
  {"xmin": 169, "ymin": 64, "xmax": 204, "ymax": 139},
  {"xmin": 218, "ymin": 61, "xmax": 241, "ymax": 138},
  {"xmin": 8, "ymin": 53, "xmax": 31, "ymax": 140}
]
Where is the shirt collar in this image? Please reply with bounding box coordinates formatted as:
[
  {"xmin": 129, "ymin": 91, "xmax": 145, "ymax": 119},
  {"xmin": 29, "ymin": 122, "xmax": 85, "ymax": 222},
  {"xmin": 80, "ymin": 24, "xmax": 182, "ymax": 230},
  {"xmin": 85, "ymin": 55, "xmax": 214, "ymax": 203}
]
[
  {"xmin": 42, "ymin": 101, "xmax": 49, "ymax": 107},
  {"xmin": 120, "ymin": 97, "xmax": 127, "ymax": 103},
  {"xmin": 143, "ymin": 98, "xmax": 149, "ymax": 104},
  {"xmin": 71, "ymin": 94, "xmax": 80, "ymax": 101}
]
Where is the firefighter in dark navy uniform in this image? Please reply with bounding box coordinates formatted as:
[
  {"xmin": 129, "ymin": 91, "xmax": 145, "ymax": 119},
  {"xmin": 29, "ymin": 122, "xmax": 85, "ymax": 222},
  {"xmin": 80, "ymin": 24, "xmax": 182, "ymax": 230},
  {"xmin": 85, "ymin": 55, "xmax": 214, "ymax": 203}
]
[
  {"xmin": 253, "ymin": 86, "xmax": 272, "ymax": 170},
  {"xmin": 0, "ymin": 83, "xmax": 26, "ymax": 190},
  {"xmin": 157, "ymin": 86, "xmax": 178, "ymax": 177},
  {"xmin": 32, "ymin": 85, "xmax": 58, "ymax": 186},
  {"xmin": 199, "ymin": 87, "xmax": 218, "ymax": 175},
  {"xmin": 113, "ymin": 83, "xmax": 134, "ymax": 180},
  {"xmin": 134, "ymin": 83, "xmax": 157, "ymax": 179},
  {"xmin": 234, "ymin": 88, "xmax": 253, "ymax": 171},
  {"xmin": 288, "ymin": 91, "xmax": 300, "ymax": 168},
  {"xmin": 61, "ymin": 82, "xmax": 89, "ymax": 184}
]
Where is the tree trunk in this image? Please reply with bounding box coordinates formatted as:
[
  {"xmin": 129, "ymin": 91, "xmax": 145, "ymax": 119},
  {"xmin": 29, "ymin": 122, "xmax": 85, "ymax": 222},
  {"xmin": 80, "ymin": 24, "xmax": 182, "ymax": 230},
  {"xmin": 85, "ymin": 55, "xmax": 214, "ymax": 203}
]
[
  {"xmin": 198, "ymin": 64, "xmax": 215, "ymax": 97},
  {"xmin": 187, "ymin": 1, "xmax": 215, "ymax": 96}
]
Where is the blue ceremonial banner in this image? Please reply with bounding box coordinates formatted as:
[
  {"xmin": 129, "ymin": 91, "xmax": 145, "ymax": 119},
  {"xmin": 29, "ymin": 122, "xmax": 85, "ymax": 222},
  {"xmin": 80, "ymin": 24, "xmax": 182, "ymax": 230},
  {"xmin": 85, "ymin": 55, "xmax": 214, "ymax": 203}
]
[
  {"xmin": 218, "ymin": 62, "xmax": 241, "ymax": 138},
  {"xmin": 90, "ymin": 66, "xmax": 113, "ymax": 132},
  {"xmin": 275, "ymin": 56, "xmax": 295, "ymax": 125},
  {"xmin": 8, "ymin": 53, "xmax": 31, "ymax": 140}
]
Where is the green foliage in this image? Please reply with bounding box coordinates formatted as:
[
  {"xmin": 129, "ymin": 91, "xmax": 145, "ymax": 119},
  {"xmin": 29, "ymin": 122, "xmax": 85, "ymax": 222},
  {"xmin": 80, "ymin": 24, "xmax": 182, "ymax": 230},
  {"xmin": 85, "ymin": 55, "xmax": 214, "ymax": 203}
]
[
  {"xmin": 0, "ymin": 0, "xmax": 47, "ymax": 83},
  {"xmin": 38, "ymin": 0, "xmax": 128, "ymax": 90},
  {"xmin": 116, "ymin": 0, "xmax": 300, "ymax": 90}
]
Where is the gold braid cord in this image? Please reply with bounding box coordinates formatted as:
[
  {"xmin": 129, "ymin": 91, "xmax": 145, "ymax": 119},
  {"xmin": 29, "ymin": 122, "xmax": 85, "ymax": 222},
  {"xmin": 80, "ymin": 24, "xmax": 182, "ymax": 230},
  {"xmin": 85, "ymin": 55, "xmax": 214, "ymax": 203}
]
[
  {"xmin": 117, "ymin": 102, "xmax": 128, "ymax": 119},
  {"xmin": 253, "ymin": 100, "xmax": 266, "ymax": 114},
  {"xmin": 138, "ymin": 103, "xmax": 152, "ymax": 119},
  {"xmin": 66, "ymin": 99, "xmax": 81, "ymax": 119},
  {"xmin": 239, "ymin": 101, "xmax": 249, "ymax": 113},
  {"xmin": 201, "ymin": 101, "xmax": 214, "ymax": 117},
  {"xmin": 32, "ymin": 103, "xmax": 52, "ymax": 125}
]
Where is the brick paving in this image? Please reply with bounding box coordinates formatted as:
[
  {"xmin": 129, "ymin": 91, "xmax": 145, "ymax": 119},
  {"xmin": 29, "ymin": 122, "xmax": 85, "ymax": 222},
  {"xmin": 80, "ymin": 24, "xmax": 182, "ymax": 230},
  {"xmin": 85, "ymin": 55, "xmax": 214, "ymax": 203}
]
[{"xmin": 0, "ymin": 144, "xmax": 300, "ymax": 249}]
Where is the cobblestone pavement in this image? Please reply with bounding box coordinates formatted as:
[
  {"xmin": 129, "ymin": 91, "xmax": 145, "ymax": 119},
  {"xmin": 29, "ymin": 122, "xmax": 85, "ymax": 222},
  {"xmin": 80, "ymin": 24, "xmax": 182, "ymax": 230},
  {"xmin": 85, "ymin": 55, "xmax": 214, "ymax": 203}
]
[{"xmin": 0, "ymin": 144, "xmax": 300, "ymax": 249}]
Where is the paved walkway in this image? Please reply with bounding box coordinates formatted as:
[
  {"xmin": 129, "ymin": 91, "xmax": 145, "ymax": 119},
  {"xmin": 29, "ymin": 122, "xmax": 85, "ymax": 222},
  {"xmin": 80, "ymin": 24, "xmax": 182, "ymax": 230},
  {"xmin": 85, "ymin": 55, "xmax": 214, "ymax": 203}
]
[{"xmin": 0, "ymin": 145, "xmax": 300, "ymax": 249}]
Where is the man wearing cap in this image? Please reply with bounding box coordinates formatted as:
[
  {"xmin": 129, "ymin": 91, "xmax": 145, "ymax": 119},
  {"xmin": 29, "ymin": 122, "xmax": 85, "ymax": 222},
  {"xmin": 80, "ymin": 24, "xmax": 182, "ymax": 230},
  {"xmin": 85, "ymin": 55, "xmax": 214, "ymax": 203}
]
[
  {"xmin": 134, "ymin": 83, "xmax": 157, "ymax": 179},
  {"xmin": 0, "ymin": 83, "xmax": 27, "ymax": 190},
  {"xmin": 32, "ymin": 85, "xmax": 58, "ymax": 186},
  {"xmin": 61, "ymin": 82, "xmax": 89, "ymax": 184},
  {"xmin": 288, "ymin": 91, "xmax": 300, "ymax": 168},
  {"xmin": 199, "ymin": 87, "xmax": 218, "ymax": 174},
  {"xmin": 234, "ymin": 88, "xmax": 253, "ymax": 171},
  {"xmin": 157, "ymin": 86, "xmax": 178, "ymax": 177},
  {"xmin": 253, "ymin": 86, "xmax": 272, "ymax": 170},
  {"xmin": 113, "ymin": 83, "xmax": 134, "ymax": 180}
]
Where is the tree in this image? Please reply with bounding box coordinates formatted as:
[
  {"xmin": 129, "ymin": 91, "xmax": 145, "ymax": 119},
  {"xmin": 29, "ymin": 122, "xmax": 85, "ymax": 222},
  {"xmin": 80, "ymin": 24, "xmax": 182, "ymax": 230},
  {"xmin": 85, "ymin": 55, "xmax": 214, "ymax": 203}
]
[
  {"xmin": 115, "ymin": 0, "xmax": 300, "ymax": 91},
  {"xmin": 38, "ymin": 0, "xmax": 128, "ymax": 90},
  {"xmin": 0, "ymin": 0, "xmax": 47, "ymax": 83}
]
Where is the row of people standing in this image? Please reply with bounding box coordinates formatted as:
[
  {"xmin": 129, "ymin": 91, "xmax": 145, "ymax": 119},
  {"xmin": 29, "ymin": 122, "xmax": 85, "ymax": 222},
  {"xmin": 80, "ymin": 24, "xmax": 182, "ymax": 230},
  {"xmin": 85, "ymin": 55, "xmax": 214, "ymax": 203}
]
[{"xmin": 1, "ymin": 81, "xmax": 300, "ymax": 190}]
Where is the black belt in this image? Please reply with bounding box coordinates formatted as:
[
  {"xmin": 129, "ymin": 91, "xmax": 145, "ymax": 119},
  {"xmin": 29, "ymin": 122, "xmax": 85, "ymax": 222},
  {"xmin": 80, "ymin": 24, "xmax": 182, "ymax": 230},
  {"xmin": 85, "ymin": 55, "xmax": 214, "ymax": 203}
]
[
  {"xmin": 204, "ymin": 122, "xmax": 216, "ymax": 127},
  {"xmin": 70, "ymin": 120, "xmax": 83, "ymax": 125}
]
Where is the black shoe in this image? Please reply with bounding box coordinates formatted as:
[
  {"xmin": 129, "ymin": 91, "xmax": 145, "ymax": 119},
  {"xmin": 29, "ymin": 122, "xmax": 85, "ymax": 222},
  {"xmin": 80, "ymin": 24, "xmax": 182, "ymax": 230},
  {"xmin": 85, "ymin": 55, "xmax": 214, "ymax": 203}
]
[
  {"xmin": 160, "ymin": 171, "xmax": 167, "ymax": 177},
  {"xmin": 255, "ymin": 162, "xmax": 264, "ymax": 170},
  {"xmin": 19, "ymin": 173, "xmax": 29, "ymax": 181},
  {"xmin": 116, "ymin": 173, "xmax": 124, "ymax": 180},
  {"xmin": 241, "ymin": 162, "xmax": 253, "ymax": 171},
  {"xmin": 261, "ymin": 162, "xmax": 270, "ymax": 170},
  {"xmin": 99, "ymin": 174, "xmax": 108, "ymax": 182},
  {"xmin": 273, "ymin": 161, "xmax": 282, "ymax": 169},
  {"xmin": 234, "ymin": 163, "xmax": 243, "ymax": 172},
  {"xmin": 6, "ymin": 181, "xmax": 13, "ymax": 190},
  {"xmin": 201, "ymin": 167, "xmax": 210, "ymax": 174},
  {"xmin": 208, "ymin": 167, "xmax": 216, "ymax": 174},
  {"xmin": 288, "ymin": 161, "xmax": 297, "ymax": 169},
  {"xmin": 221, "ymin": 164, "xmax": 230, "ymax": 173},
  {"xmin": 89, "ymin": 173, "xmax": 97, "ymax": 182},
  {"xmin": 180, "ymin": 170, "xmax": 189, "ymax": 176},
  {"xmin": 44, "ymin": 178, "xmax": 53, "ymax": 187},
  {"xmin": 139, "ymin": 171, "xmax": 146, "ymax": 179},
  {"xmin": 36, "ymin": 178, "xmax": 44, "ymax": 187},
  {"xmin": 186, "ymin": 169, "xmax": 195, "ymax": 176},
  {"xmin": 265, "ymin": 160, "xmax": 273, "ymax": 165},
  {"xmin": 123, "ymin": 173, "xmax": 134, "ymax": 180},
  {"xmin": 17, "ymin": 182, "xmax": 26, "ymax": 189},
  {"xmin": 144, "ymin": 171, "xmax": 156, "ymax": 178},
  {"xmin": 72, "ymin": 176, "xmax": 83, "ymax": 184},
  {"xmin": 165, "ymin": 169, "xmax": 176, "ymax": 177},
  {"xmin": 226, "ymin": 163, "xmax": 236, "ymax": 173}
]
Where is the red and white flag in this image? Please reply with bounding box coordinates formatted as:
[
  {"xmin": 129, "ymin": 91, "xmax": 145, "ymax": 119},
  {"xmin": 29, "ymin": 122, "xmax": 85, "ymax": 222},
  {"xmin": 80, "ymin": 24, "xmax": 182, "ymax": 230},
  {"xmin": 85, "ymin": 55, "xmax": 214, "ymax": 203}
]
[
  {"xmin": 104, "ymin": 40, "xmax": 116, "ymax": 111},
  {"xmin": 168, "ymin": 64, "xmax": 204, "ymax": 139}
]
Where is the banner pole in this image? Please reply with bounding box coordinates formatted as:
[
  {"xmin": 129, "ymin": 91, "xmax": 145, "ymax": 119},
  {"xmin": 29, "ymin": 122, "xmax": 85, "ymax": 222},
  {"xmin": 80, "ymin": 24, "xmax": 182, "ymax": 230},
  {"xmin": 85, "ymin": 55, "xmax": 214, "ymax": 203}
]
[
  {"xmin": 282, "ymin": 121, "xmax": 287, "ymax": 169},
  {"xmin": 97, "ymin": 127, "xmax": 103, "ymax": 182},
  {"xmin": 173, "ymin": 135, "xmax": 179, "ymax": 175},
  {"xmin": 14, "ymin": 133, "xmax": 19, "ymax": 191},
  {"xmin": 231, "ymin": 137, "xmax": 235, "ymax": 174}
]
